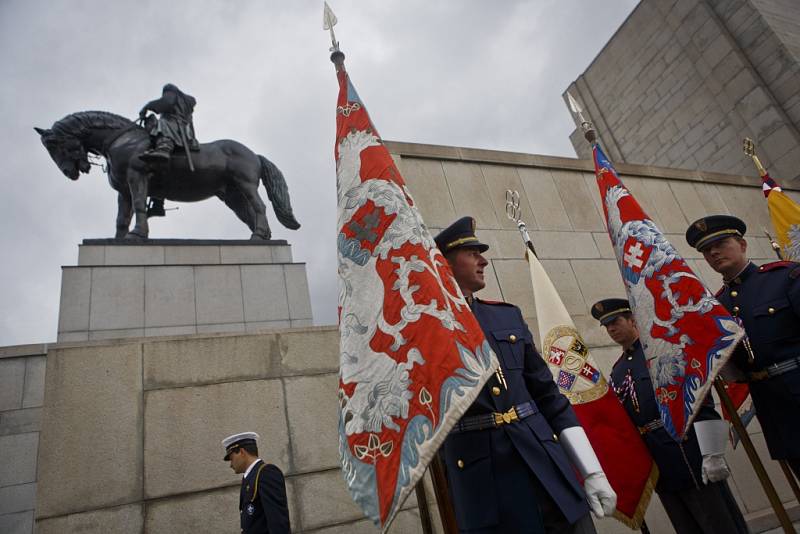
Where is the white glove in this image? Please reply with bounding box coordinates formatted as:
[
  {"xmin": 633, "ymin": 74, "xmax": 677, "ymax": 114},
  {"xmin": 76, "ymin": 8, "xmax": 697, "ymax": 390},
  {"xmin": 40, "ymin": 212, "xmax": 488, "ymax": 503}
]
[
  {"xmin": 701, "ymin": 454, "xmax": 730, "ymax": 484},
  {"xmin": 695, "ymin": 420, "xmax": 731, "ymax": 484},
  {"xmin": 559, "ymin": 426, "xmax": 618, "ymax": 517}
]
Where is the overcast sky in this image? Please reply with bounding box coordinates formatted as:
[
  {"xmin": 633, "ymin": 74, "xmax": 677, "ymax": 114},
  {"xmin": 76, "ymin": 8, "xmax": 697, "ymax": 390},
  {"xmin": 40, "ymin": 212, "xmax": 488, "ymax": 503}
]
[{"xmin": 0, "ymin": 0, "xmax": 638, "ymax": 347}]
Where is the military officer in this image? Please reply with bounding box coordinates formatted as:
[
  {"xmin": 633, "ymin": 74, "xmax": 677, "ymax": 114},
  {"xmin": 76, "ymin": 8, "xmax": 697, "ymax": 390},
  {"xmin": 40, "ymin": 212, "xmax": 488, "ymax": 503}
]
[
  {"xmin": 222, "ymin": 432, "xmax": 291, "ymax": 534},
  {"xmin": 435, "ymin": 216, "xmax": 616, "ymax": 534},
  {"xmin": 592, "ymin": 298, "xmax": 749, "ymax": 533},
  {"xmin": 687, "ymin": 215, "xmax": 800, "ymax": 478}
]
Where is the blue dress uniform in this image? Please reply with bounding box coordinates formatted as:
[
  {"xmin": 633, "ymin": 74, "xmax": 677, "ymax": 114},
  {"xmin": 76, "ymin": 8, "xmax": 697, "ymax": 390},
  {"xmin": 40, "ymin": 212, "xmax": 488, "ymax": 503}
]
[
  {"xmin": 436, "ymin": 217, "xmax": 593, "ymax": 534},
  {"xmin": 687, "ymin": 215, "xmax": 800, "ymax": 475},
  {"xmin": 239, "ymin": 460, "xmax": 291, "ymax": 534},
  {"xmin": 593, "ymin": 299, "xmax": 748, "ymax": 533}
]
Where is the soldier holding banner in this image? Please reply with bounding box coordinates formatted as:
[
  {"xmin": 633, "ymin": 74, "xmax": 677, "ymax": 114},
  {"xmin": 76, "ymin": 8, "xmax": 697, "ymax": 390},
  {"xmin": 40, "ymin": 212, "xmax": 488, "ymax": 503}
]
[
  {"xmin": 687, "ymin": 215, "xmax": 800, "ymax": 478},
  {"xmin": 434, "ymin": 216, "xmax": 616, "ymax": 534},
  {"xmin": 592, "ymin": 298, "xmax": 749, "ymax": 533}
]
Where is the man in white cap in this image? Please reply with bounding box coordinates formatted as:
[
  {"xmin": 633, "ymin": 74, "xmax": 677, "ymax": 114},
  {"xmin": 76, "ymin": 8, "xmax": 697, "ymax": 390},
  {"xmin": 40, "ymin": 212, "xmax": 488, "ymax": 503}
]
[{"xmin": 222, "ymin": 431, "xmax": 291, "ymax": 534}]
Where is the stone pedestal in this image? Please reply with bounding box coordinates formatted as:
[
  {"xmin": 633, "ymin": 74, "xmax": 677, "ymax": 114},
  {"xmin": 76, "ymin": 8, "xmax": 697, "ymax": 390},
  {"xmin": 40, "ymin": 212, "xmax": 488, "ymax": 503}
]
[{"xmin": 57, "ymin": 239, "xmax": 313, "ymax": 342}]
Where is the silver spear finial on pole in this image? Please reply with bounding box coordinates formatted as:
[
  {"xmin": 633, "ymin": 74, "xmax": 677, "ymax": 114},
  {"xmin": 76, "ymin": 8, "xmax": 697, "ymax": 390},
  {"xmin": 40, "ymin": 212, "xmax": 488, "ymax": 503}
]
[
  {"xmin": 505, "ymin": 190, "xmax": 537, "ymax": 256},
  {"xmin": 323, "ymin": 2, "xmax": 340, "ymax": 52},
  {"xmin": 323, "ymin": 2, "xmax": 345, "ymax": 69},
  {"xmin": 566, "ymin": 91, "xmax": 597, "ymax": 144}
]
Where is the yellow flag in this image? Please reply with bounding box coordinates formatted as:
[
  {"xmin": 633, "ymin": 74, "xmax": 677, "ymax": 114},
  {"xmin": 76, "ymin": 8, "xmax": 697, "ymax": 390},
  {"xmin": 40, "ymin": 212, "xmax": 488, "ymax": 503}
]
[{"xmin": 763, "ymin": 173, "xmax": 800, "ymax": 261}]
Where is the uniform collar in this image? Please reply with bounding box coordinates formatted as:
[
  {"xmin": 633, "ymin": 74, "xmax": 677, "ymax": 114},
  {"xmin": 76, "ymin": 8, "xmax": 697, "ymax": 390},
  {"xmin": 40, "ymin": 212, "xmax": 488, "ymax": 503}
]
[
  {"xmin": 243, "ymin": 458, "xmax": 262, "ymax": 479},
  {"xmin": 623, "ymin": 338, "xmax": 642, "ymax": 356},
  {"xmin": 724, "ymin": 261, "xmax": 756, "ymax": 286}
]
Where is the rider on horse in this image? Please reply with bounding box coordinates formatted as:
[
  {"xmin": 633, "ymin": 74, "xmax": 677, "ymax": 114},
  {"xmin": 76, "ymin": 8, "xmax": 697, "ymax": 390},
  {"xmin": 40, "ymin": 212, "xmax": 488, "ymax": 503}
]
[{"xmin": 139, "ymin": 84, "xmax": 199, "ymax": 217}]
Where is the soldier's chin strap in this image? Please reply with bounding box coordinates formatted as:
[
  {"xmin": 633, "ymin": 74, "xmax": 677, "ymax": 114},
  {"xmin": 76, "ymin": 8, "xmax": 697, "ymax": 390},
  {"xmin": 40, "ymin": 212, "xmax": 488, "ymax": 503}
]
[{"xmin": 559, "ymin": 426, "xmax": 618, "ymax": 517}]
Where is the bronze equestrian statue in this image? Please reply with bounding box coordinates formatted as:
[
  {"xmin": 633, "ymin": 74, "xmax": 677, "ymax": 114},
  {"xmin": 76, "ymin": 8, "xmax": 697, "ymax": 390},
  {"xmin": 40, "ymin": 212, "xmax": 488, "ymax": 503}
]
[{"xmin": 35, "ymin": 109, "xmax": 300, "ymax": 240}]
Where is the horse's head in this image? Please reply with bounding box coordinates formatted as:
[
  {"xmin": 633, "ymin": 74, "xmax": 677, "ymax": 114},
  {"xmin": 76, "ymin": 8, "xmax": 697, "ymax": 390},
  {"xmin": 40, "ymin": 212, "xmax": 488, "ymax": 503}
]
[{"xmin": 34, "ymin": 127, "xmax": 91, "ymax": 180}]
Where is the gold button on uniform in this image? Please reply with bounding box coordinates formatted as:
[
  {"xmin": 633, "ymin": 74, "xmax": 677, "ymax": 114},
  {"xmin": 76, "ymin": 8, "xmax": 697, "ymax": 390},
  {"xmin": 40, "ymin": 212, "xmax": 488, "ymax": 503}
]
[
  {"xmin": 768, "ymin": 307, "xmax": 775, "ymax": 314},
  {"xmin": 552, "ymin": 434, "xmax": 559, "ymax": 442},
  {"xmin": 730, "ymin": 291, "xmax": 738, "ymax": 297},
  {"xmin": 733, "ymin": 306, "xmax": 740, "ymax": 313},
  {"xmin": 509, "ymin": 334, "xmax": 517, "ymax": 343},
  {"xmin": 457, "ymin": 459, "xmax": 464, "ymax": 469},
  {"xmin": 627, "ymin": 356, "xmax": 633, "ymax": 361},
  {"xmin": 492, "ymin": 386, "xmax": 501, "ymax": 396}
]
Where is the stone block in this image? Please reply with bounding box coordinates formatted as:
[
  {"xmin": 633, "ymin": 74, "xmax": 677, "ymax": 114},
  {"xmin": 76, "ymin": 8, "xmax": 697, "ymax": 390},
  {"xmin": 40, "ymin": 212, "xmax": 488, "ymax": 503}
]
[
  {"xmin": 0, "ymin": 358, "xmax": 25, "ymax": 411},
  {"xmin": 0, "ymin": 482, "xmax": 36, "ymax": 515},
  {"xmin": 89, "ymin": 267, "xmax": 145, "ymax": 331},
  {"xmin": 398, "ymin": 157, "xmax": 456, "ymax": 229},
  {"xmin": 289, "ymin": 318, "xmax": 314, "ymax": 328},
  {"xmin": 77, "ymin": 245, "xmax": 104, "ymax": 265},
  {"xmin": 530, "ymin": 231, "xmax": 600, "ymax": 260},
  {"xmin": 0, "ymin": 511, "xmax": 32, "ymax": 534},
  {"xmin": 164, "ymin": 245, "xmax": 220, "ymax": 264},
  {"xmin": 285, "ymin": 264, "xmax": 312, "ymax": 320},
  {"xmin": 195, "ymin": 266, "xmax": 245, "ymax": 325},
  {"xmin": 143, "ymin": 379, "xmax": 288, "ymax": 498},
  {"xmin": 220, "ymin": 245, "xmax": 273, "ymax": 264},
  {"xmin": 144, "ymin": 486, "xmax": 239, "ymax": 534},
  {"xmin": 37, "ymin": 344, "xmax": 142, "ymax": 517},
  {"xmin": 640, "ymin": 179, "xmax": 688, "ymax": 233},
  {"xmin": 279, "ymin": 327, "xmax": 340, "ymax": 376},
  {"xmin": 144, "ymin": 325, "xmax": 197, "ymax": 338},
  {"xmin": 552, "ymin": 170, "xmax": 605, "ymax": 231},
  {"xmin": 585, "ymin": 346, "xmax": 621, "ymax": 377},
  {"xmin": 570, "ymin": 260, "xmax": 626, "ymax": 311},
  {"xmin": 0, "ymin": 432, "xmax": 38, "ymax": 486},
  {"xmin": 480, "ymin": 163, "xmax": 529, "ymax": 231},
  {"xmin": 196, "ymin": 323, "xmax": 246, "ymax": 335},
  {"xmin": 442, "ymin": 161, "xmax": 499, "ymax": 229},
  {"xmin": 57, "ymin": 332, "xmax": 88, "ymax": 343},
  {"xmin": 245, "ymin": 320, "xmax": 291, "ymax": 333},
  {"xmin": 284, "ymin": 374, "xmax": 339, "ymax": 472},
  {"xmin": 310, "ymin": 508, "xmax": 423, "ymax": 534},
  {"xmin": 36, "ymin": 504, "xmax": 143, "ymax": 534},
  {"xmin": 670, "ymin": 181, "xmax": 712, "ymax": 225},
  {"xmin": 104, "ymin": 245, "xmax": 165, "ymax": 265},
  {"xmin": 0, "ymin": 408, "xmax": 41, "ymax": 436},
  {"xmin": 88, "ymin": 328, "xmax": 145, "ymax": 341},
  {"xmin": 719, "ymin": 185, "xmax": 773, "ymax": 237},
  {"xmin": 272, "ymin": 246, "xmax": 293, "ymax": 263},
  {"xmin": 143, "ymin": 333, "xmax": 283, "ymax": 390},
  {"xmin": 57, "ymin": 268, "xmax": 91, "ymax": 333},
  {"xmin": 22, "ymin": 356, "xmax": 46, "ymax": 409},
  {"xmin": 492, "ymin": 259, "xmax": 536, "ymax": 318},
  {"xmin": 241, "ymin": 264, "xmax": 289, "ymax": 322},
  {"xmin": 144, "ymin": 266, "xmax": 196, "ymax": 328},
  {"xmin": 292, "ymin": 469, "xmax": 365, "ymax": 530},
  {"xmin": 592, "ymin": 233, "xmax": 616, "ymax": 259},
  {"xmin": 692, "ymin": 183, "xmax": 730, "ymax": 216}
]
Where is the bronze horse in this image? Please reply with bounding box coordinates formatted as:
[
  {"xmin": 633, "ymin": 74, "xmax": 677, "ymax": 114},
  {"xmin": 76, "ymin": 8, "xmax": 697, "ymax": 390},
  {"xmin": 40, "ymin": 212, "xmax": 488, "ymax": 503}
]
[{"xmin": 35, "ymin": 111, "xmax": 299, "ymax": 239}]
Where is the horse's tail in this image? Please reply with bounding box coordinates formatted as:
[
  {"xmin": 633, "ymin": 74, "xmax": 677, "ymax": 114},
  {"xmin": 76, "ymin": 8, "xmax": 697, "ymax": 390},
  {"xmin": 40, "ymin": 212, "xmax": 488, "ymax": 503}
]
[{"xmin": 258, "ymin": 155, "xmax": 300, "ymax": 230}]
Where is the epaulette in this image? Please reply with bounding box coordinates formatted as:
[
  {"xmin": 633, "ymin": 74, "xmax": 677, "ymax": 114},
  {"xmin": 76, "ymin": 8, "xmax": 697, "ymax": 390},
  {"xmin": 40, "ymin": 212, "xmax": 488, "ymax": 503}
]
[{"xmin": 758, "ymin": 260, "xmax": 796, "ymax": 272}]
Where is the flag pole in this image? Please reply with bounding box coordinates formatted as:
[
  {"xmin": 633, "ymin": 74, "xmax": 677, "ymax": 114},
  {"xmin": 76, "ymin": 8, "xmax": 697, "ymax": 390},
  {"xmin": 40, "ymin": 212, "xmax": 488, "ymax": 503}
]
[
  {"xmin": 566, "ymin": 94, "xmax": 795, "ymax": 531},
  {"xmin": 325, "ymin": 6, "xmax": 450, "ymax": 532}
]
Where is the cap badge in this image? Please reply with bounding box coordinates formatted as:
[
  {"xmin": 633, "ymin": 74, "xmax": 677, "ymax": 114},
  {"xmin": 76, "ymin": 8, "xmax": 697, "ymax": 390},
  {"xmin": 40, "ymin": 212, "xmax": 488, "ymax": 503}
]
[
  {"xmin": 593, "ymin": 302, "xmax": 603, "ymax": 312},
  {"xmin": 694, "ymin": 220, "xmax": 708, "ymax": 232}
]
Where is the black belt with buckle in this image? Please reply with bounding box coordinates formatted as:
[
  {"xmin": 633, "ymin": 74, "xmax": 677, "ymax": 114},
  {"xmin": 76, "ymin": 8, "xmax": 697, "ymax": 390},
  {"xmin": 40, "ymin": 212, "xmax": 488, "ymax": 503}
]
[
  {"xmin": 637, "ymin": 419, "xmax": 664, "ymax": 435},
  {"xmin": 748, "ymin": 357, "xmax": 800, "ymax": 382},
  {"xmin": 451, "ymin": 401, "xmax": 536, "ymax": 434}
]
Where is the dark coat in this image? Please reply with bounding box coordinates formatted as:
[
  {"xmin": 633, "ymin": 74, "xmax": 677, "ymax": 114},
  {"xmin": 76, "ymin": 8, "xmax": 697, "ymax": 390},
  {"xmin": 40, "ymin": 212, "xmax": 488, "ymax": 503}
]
[
  {"xmin": 240, "ymin": 460, "xmax": 291, "ymax": 534},
  {"xmin": 442, "ymin": 298, "xmax": 589, "ymax": 532},
  {"xmin": 141, "ymin": 84, "xmax": 197, "ymax": 146},
  {"xmin": 610, "ymin": 339, "xmax": 718, "ymax": 493},
  {"xmin": 715, "ymin": 261, "xmax": 800, "ymax": 460}
]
